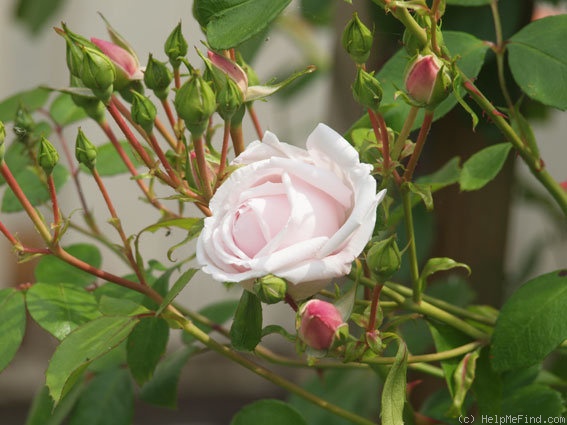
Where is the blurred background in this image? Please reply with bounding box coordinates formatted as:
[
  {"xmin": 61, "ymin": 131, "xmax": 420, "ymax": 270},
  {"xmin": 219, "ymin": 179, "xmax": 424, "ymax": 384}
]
[{"xmin": 0, "ymin": 0, "xmax": 565, "ymax": 423}]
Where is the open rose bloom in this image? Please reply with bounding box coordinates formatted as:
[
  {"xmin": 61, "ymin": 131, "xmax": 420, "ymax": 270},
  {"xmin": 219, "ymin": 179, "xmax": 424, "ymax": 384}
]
[{"xmin": 197, "ymin": 123, "xmax": 386, "ymax": 300}]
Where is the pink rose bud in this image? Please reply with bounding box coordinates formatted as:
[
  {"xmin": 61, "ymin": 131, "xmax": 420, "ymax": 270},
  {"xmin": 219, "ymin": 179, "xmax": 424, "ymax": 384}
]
[
  {"xmin": 207, "ymin": 50, "xmax": 248, "ymax": 95},
  {"xmin": 91, "ymin": 37, "xmax": 143, "ymax": 81},
  {"xmin": 405, "ymin": 54, "xmax": 452, "ymax": 107},
  {"xmin": 298, "ymin": 300, "xmax": 345, "ymax": 350}
]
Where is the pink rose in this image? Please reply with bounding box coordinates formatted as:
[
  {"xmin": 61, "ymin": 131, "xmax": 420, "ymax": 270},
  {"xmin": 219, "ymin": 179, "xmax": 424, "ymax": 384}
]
[
  {"xmin": 196, "ymin": 123, "xmax": 386, "ymax": 300},
  {"xmin": 298, "ymin": 299, "xmax": 345, "ymax": 350}
]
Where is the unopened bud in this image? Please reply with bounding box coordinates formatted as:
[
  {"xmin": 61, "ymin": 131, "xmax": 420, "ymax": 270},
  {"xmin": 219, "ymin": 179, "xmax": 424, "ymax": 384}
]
[
  {"xmin": 164, "ymin": 22, "xmax": 188, "ymax": 68},
  {"xmin": 91, "ymin": 37, "xmax": 143, "ymax": 90},
  {"xmin": 13, "ymin": 105, "xmax": 35, "ymax": 144},
  {"xmin": 365, "ymin": 330, "xmax": 384, "ymax": 354},
  {"xmin": 253, "ymin": 274, "xmax": 287, "ymax": 304},
  {"xmin": 131, "ymin": 91, "xmax": 157, "ymax": 134},
  {"xmin": 405, "ymin": 54, "xmax": 452, "ymax": 108},
  {"xmin": 366, "ymin": 235, "xmax": 401, "ymax": 279},
  {"xmin": 75, "ymin": 128, "xmax": 97, "ymax": 170},
  {"xmin": 144, "ymin": 54, "xmax": 173, "ymax": 100},
  {"xmin": 216, "ymin": 76, "xmax": 244, "ymax": 120},
  {"xmin": 352, "ymin": 67, "xmax": 383, "ymax": 112},
  {"xmin": 342, "ymin": 12, "xmax": 373, "ymax": 65},
  {"xmin": 81, "ymin": 47, "xmax": 116, "ymax": 102},
  {"xmin": 38, "ymin": 137, "xmax": 59, "ymax": 175},
  {"xmin": 297, "ymin": 299, "xmax": 345, "ymax": 351},
  {"xmin": 174, "ymin": 73, "xmax": 216, "ymax": 136}
]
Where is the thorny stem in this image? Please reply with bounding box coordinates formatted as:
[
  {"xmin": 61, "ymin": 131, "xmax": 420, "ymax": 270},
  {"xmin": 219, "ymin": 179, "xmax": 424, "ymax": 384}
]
[
  {"xmin": 91, "ymin": 168, "xmax": 147, "ymax": 286},
  {"xmin": 0, "ymin": 162, "xmax": 52, "ymax": 244},
  {"xmin": 462, "ymin": 75, "xmax": 567, "ymax": 217}
]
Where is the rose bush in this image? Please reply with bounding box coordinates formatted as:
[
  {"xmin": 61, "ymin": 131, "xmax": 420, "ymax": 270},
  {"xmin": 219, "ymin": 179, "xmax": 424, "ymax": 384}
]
[{"xmin": 197, "ymin": 123, "xmax": 386, "ymax": 299}]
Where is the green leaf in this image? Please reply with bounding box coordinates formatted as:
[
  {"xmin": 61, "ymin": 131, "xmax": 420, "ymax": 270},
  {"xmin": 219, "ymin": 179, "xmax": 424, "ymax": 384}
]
[
  {"xmin": 86, "ymin": 141, "xmax": 144, "ymax": 176},
  {"xmin": 139, "ymin": 346, "xmax": 193, "ymax": 408},
  {"xmin": 15, "ymin": 0, "xmax": 66, "ymax": 34},
  {"xmin": 459, "ymin": 143, "xmax": 512, "ymax": 191},
  {"xmin": 25, "ymin": 383, "xmax": 84, "ymax": 425},
  {"xmin": 376, "ymin": 31, "xmax": 489, "ymax": 132},
  {"xmin": 508, "ymin": 15, "xmax": 567, "ymax": 110},
  {"xmin": 0, "ymin": 289, "xmax": 26, "ymax": 372},
  {"xmin": 429, "ymin": 322, "xmax": 473, "ymax": 398},
  {"xmin": 195, "ymin": 0, "xmax": 292, "ymax": 50},
  {"xmin": 68, "ymin": 368, "xmax": 134, "ymax": 425},
  {"xmin": 420, "ymin": 257, "xmax": 471, "ymax": 294},
  {"xmin": 231, "ymin": 399, "xmax": 308, "ymax": 425},
  {"xmin": 156, "ymin": 268, "xmax": 198, "ymax": 315},
  {"xmin": 381, "ymin": 340, "xmax": 408, "ymax": 425},
  {"xmin": 35, "ymin": 244, "xmax": 102, "ymax": 288},
  {"xmin": 502, "ymin": 384, "xmax": 565, "ymax": 417},
  {"xmin": 181, "ymin": 299, "xmax": 239, "ymax": 345},
  {"xmin": 491, "ymin": 270, "xmax": 567, "ymax": 371},
  {"xmin": 472, "ymin": 348, "xmax": 502, "ymax": 416},
  {"xmin": 0, "ymin": 87, "xmax": 50, "ymax": 121},
  {"xmin": 404, "ymin": 182, "xmax": 433, "ymax": 211},
  {"xmin": 46, "ymin": 315, "xmax": 139, "ymax": 404},
  {"xmin": 448, "ymin": 349, "xmax": 480, "ymax": 417},
  {"xmin": 127, "ymin": 317, "xmax": 169, "ymax": 386},
  {"xmin": 49, "ymin": 93, "xmax": 88, "ymax": 126},
  {"xmin": 97, "ymin": 295, "xmax": 149, "ymax": 316},
  {"xmin": 446, "ymin": 0, "xmax": 491, "ymax": 5},
  {"xmin": 230, "ymin": 290, "xmax": 263, "ymax": 351},
  {"xmin": 0, "ymin": 143, "xmax": 32, "ymax": 187},
  {"xmin": 26, "ymin": 283, "xmax": 102, "ymax": 341},
  {"xmin": 1, "ymin": 164, "xmax": 69, "ymax": 212}
]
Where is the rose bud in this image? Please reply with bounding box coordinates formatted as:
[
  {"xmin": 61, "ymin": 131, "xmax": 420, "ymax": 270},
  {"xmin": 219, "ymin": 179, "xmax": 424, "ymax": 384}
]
[
  {"xmin": 174, "ymin": 73, "xmax": 216, "ymax": 137},
  {"xmin": 366, "ymin": 235, "xmax": 401, "ymax": 279},
  {"xmin": 13, "ymin": 105, "xmax": 35, "ymax": 145},
  {"xmin": 352, "ymin": 67, "xmax": 383, "ymax": 112},
  {"xmin": 144, "ymin": 54, "xmax": 173, "ymax": 100},
  {"xmin": 298, "ymin": 300, "xmax": 345, "ymax": 350},
  {"xmin": 404, "ymin": 54, "xmax": 452, "ymax": 107},
  {"xmin": 164, "ymin": 22, "xmax": 188, "ymax": 68},
  {"xmin": 80, "ymin": 47, "xmax": 116, "ymax": 103},
  {"xmin": 131, "ymin": 91, "xmax": 157, "ymax": 134},
  {"xmin": 91, "ymin": 37, "xmax": 143, "ymax": 91},
  {"xmin": 342, "ymin": 12, "xmax": 373, "ymax": 65},
  {"xmin": 75, "ymin": 128, "xmax": 98, "ymax": 171},
  {"xmin": 207, "ymin": 50, "xmax": 248, "ymax": 96},
  {"xmin": 216, "ymin": 76, "xmax": 244, "ymax": 120},
  {"xmin": 253, "ymin": 274, "xmax": 287, "ymax": 305},
  {"xmin": 38, "ymin": 137, "xmax": 59, "ymax": 175}
]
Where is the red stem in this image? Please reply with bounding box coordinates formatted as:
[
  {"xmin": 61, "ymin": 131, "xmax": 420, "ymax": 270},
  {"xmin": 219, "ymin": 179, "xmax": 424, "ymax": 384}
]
[
  {"xmin": 0, "ymin": 219, "xmax": 19, "ymax": 246},
  {"xmin": 403, "ymin": 110, "xmax": 434, "ymax": 182},
  {"xmin": 215, "ymin": 119, "xmax": 231, "ymax": 190},
  {"xmin": 161, "ymin": 98, "xmax": 177, "ymax": 131},
  {"xmin": 247, "ymin": 104, "xmax": 263, "ymax": 139},
  {"xmin": 192, "ymin": 135, "xmax": 213, "ymax": 200},
  {"xmin": 47, "ymin": 175, "xmax": 61, "ymax": 241},
  {"xmin": 367, "ymin": 284, "xmax": 383, "ymax": 331}
]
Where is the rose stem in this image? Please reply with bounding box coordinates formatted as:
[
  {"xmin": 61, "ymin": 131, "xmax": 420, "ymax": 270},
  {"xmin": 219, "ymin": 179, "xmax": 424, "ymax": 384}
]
[
  {"xmin": 430, "ymin": 0, "xmax": 443, "ymax": 55},
  {"xmin": 215, "ymin": 119, "xmax": 231, "ymax": 190},
  {"xmin": 0, "ymin": 162, "xmax": 52, "ymax": 244},
  {"xmin": 462, "ymin": 76, "xmax": 567, "ymax": 216},
  {"xmin": 391, "ymin": 106, "xmax": 419, "ymax": 161},
  {"xmin": 284, "ymin": 294, "xmax": 299, "ymax": 312},
  {"xmin": 403, "ymin": 109, "xmax": 434, "ymax": 182},
  {"xmin": 0, "ymin": 219, "xmax": 19, "ymax": 247},
  {"xmin": 247, "ymin": 104, "xmax": 264, "ymax": 139},
  {"xmin": 160, "ymin": 98, "xmax": 177, "ymax": 131},
  {"xmin": 356, "ymin": 275, "xmax": 489, "ymax": 341},
  {"xmin": 90, "ymin": 167, "xmax": 147, "ymax": 285},
  {"xmin": 366, "ymin": 283, "xmax": 383, "ymax": 332},
  {"xmin": 99, "ymin": 120, "xmax": 177, "ymax": 217},
  {"xmin": 147, "ymin": 131, "xmax": 182, "ymax": 187},
  {"xmin": 38, "ymin": 108, "xmax": 100, "ymax": 234},
  {"xmin": 230, "ymin": 123, "xmax": 246, "ymax": 157},
  {"xmin": 154, "ymin": 115, "xmax": 179, "ymax": 151},
  {"xmin": 401, "ymin": 185, "xmax": 421, "ymax": 304},
  {"xmin": 46, "ymin": 174, "xmax": 61, "ymax": 241},
  {"xmin": 191, "ymin": 134, "xmax": 213, "ymax": 200}
]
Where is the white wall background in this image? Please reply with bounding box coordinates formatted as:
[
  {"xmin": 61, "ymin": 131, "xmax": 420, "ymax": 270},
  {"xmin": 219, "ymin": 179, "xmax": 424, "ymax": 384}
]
[{"xmin": 0, "ymin": 0, "xmax": 565, "ymax": 405}]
